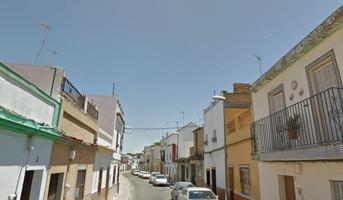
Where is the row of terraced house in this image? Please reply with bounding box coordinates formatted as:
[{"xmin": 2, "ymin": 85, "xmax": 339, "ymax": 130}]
[
  {"xmin": 140, "ymin": 5, "xmax": 343, "ymax": 200},
  {"xmin": 0, "ymin": 62, "xmax": 125, "ymax": 200}
]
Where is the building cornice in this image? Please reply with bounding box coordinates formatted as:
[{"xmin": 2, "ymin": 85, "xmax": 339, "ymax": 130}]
[
  {"xmin": 251, "ymin": 5, "xmax": 343, "ymax": 92},
  {"xmin": 0, "ymin": 106, "xmax": 59, "ymax": 140}
]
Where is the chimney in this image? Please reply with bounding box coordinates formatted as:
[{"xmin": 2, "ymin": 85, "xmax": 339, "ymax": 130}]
[{"xmin": 233, "ymin": 83, "xmax": 251, "ymax": 93}]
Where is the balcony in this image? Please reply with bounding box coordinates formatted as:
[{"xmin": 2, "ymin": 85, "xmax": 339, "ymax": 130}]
[
  {"xmin": 61, "ymin": 77, "xmax": 98, "ymax": 120},
  {"xmin": 252, "ymin": 87, "xmax": 343, "ymax": 161}
]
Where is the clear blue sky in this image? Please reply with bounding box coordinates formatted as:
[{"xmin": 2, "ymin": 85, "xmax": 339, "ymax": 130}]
[{"xmin": 0, "ymin": 0, "xmax": 342, "ymax": 153}]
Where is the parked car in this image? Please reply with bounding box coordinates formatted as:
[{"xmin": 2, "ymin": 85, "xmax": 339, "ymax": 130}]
[
  {"xmin": 138, "ymin": 171, "xmax": 145, "ymax": 178},
  {"xmin": 141, "ymin": 171, "xmax": 151, "ymax": 179},
  {"xmin": 152, "ymin": 175, "xmax": 169, "ymax": 186},
  {"xmin": 170, "ymin": 182, "xmax": 194, "ymax": 200},
  {"xmin": 132, "ymin": 170, "xmax": 139, "ymax": 176},
  {"xmin": 178, "ymin": 187, "xmax": 218, "ymax": 200},
  {"xmin": 149, "ymin": 172, "xmax": 161, "ymax": 183}
]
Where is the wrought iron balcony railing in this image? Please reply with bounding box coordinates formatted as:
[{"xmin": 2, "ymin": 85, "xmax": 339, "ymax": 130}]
[
  {"xmin": 252, "ymin": 87, "xmax": 343, "ymax": 154},
  {"xmin": 61, "ymin": 77, "xmax": 98, "ymax": 120}
]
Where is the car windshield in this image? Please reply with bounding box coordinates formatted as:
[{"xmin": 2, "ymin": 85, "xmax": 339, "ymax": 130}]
[
  {"xmin": 177, "ymin": 182, "xmax": 194, "ymax": 189},
  {"xmin": 189, "ymin": 191, "xmax": 216, "ymax": 199},
  {"xmin": 156, "ymin": 175, "xmax": 166, "ymax": 179}
]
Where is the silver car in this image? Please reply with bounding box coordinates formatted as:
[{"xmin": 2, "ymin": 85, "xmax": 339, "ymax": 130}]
[
  {"xmin": 152, "ymin": 175, "xmax": 169, "ymax": 186},
  {"xmin": 149, "ymin": 172, "xmax": 160, "ymax": 183},
  {"xmin": 170, "ymin": 182, "xmax": 194, "ymax": 200},
  {"xmin": 178, "ymin": 187, "xmax": 218, "ymax": 200}
]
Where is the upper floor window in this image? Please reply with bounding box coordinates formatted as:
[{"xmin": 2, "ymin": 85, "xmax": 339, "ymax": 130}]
[
  {"xmin": 306, "ymin": 50, "xmax": 342, "ymax": 95},
  {"xmin": 268, "ymin": 84, "xmax": 285, "ymax": 114},
  {"xmin": 212, "ymin": 130, "xmax": 217, "ymax": 142}
]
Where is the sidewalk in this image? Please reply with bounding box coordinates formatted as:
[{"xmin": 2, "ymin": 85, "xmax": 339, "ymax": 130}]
[{"xmin": 114, "ymin": 171, "xmax": 131, "ymax": 200}]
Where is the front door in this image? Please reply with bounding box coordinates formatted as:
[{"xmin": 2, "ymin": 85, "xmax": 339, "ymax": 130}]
[
  {"xmin": 191, "ymin": 164, "xmax": 196, "ymax": 185},
  {"xmin": 211, "ymin": 168, "xmax": 217, "ymax": 194},
  {"xmin": 284, "ymin": 176, "xmax": 296, "ymax": 200},
  {"xmin": 20, "ymin": 170, "xmax": 34, "ymax": 200},
  {"xmin": 48, "ymin": 173, "xmax": 63, "ymax": 200},
  {"xmin": 228, "ymin": 167, "xmax": 234, "ymax": 200},
  {"xmin": 105, "ymin": 167, "xmax": 110, "ymax": 200}
]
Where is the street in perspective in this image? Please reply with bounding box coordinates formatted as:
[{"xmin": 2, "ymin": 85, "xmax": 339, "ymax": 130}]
[{"xmin": 1, "ymin": 1, "xmax": 343, "ymax": 200}]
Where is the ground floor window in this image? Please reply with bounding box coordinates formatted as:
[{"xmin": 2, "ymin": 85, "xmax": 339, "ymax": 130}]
[
  {"xmin": 75, "ymin": 169, "xmax": 86, "ymax": 200},
  {"xmin": 332, "ymin": 180, "xmax": 343, "ymax": 200},
  {"xmin": 239, "ymin": 166, "xmax": 251, "ymax": 196}
]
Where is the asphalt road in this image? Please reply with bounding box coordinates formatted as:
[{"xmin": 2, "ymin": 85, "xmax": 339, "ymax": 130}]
[{"xmin": 123, "ymin": 172, "xmax": 171, "ymax": 200}]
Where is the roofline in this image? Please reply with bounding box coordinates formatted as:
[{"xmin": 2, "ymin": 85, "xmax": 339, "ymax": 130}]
[{"xmin": 251, "ymin": 5, "xmax": 343, "ymax": 92}]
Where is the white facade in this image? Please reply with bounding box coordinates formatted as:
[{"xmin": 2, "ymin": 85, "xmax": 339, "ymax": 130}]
[
  {"xmin": 0, "ymin": 63, "xmax": 59, "ymax": 200},
  {"xmin": 161, "ymin": 133, "xmax": 178, "ymax": 181},
  {"xmin": 87, "ymin": 95, "xmax": 125, "ymax": 196},
  {"xmin": 251, "ymin": 6, "xmax": 343, "ymax": 200},
  {"xmin": 203, "ymin": 100, "xmax": 226, "ymax": 193},
  {"xmin": 177, "ymin": 122, "xmax": 198, "ymax": 159}
]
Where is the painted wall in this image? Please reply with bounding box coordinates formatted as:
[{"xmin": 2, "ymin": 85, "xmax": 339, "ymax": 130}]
[
  {"xmin": 178, "ymin": 123, "xmax": 198, "ymax": 159},
  {"xmin": 203, "ymin": 100, "xmax": 226, "ymax": 189},
  {"xmin": 91, "ymin": 151, "xmax": 112, "ymax": 194},
  {"xmin": 258, "ymin": 161, "xmax": 343, "ymax": 200},
  {"xmin": 0, "ymin": 71, "xmax": 55, "ymax": 125},
  {"xmin": 60, "ymin": 98, "xmax": 97, "ymax": 144},
  {"xmin": 252, "ymin": 27, "xmax": 343, "ymax": 121},
  {"xmin": 44, "ymin": 141, "xmax": 95, "ymax": 200},
  {"xmin": 5, "ymin": 63, "xmax": 64, "ymax": 101},
  {"xmin": 0, "ymin": 130, "xmax": 52, "ymax": 200}
]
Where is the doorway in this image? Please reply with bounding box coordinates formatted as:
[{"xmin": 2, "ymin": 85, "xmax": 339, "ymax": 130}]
[
  {"xmin": 211, "ymin": 168, "xmax": 217, "ymax": 194},
  {"xmin": 20, "ymin": 170, "xmax": 34, "ymax": 200},
  {"xmin": 283, "ymin": 176, "xmax": 296, "ymax": 200},
  {"xmin": 47, "ymin": 173, "xmax": 64, "ymax": 200},
  {"xmin": 228, "ymin": 167, "xmax": 234, "ymax": 200}
]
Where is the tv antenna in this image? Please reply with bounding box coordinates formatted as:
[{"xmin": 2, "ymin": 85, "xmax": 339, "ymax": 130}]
[
  {"xmin": 34, "ymin": 23, "xmax": 52, "ymax": 64},
  {"xmin": 254, "ymin": 54, "xmax": 262, "ymax": 75}
]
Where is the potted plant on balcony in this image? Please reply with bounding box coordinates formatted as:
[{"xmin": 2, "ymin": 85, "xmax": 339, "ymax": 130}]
[{"xmin": 286, "ymin": 114, "xmax": 300, "ymax": 139}]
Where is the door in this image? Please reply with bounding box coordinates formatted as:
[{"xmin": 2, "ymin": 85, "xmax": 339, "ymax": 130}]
[
  {"xmin": 48, "ymin": 174, "xmax": 58, "ymax": 200},
  {"xmin": 20, "ymin": 170, "xmax": 34, "ymax": 200},
  {"xmin": 268, "ymin": 85, "xmax": 287, "ymax": 150},
  {"xmin": 308, "ymin": 54, "xmax": 342, "ymax": 143},
  {"xmin": 105, "ymin": 167, "xmax": 110, "ymax": 200},
  {"xmin": 191, "ymin": 164, "xmax": 196, "ymax": 185},
  {"xmin": 284, "ymin": 176, "xmax": 296, "ymax": 200},
  {"xmin": 211, "ymin": 168, "xmax": 217, "ymax": 194},
  {"xmin": 228, "ymin": 167, "xmax": 234, "ymax": 200}
]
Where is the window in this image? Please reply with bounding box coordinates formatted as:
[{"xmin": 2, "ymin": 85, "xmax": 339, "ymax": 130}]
[
  {"xmin": 239, "ymin": 166, "xmax": 251, "ymax": 196},
  {"xmin": 268, "ymin": 84, "xmax": 285, "ymax": 114},
  {"xmin": 212, "ymin": 130, "xmax": 217, "ymax": 142},
  {"xmin": 332, "ymin": 181, "xmax": 343, "ymax": 200},
  {"xmin": 306, "ymin": 50, "xmax": 341, "ymax": 95},
  {"xmin": 75, "ymin": 170, "xmax": 86, "ymax": 200},
  {"xmin": 204, "ymin": 134, "xmax": 208, "ymax": 145}
]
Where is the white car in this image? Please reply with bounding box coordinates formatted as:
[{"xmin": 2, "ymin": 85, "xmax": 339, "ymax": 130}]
[
  {"xmin": 171, "ymin": 182, "xmax": 194, "ymax": 200},
  {"xmin": 138, "ymin": 171, "xmax": 145, "ymax": 178},
  {"xmin": 141, "ymin": 171, "xmax": 151, "ymax": 179},
  {"xmin": 152, "ymin": 175, "xmax": 169, "ymax": 186},
  {"xmin": 149, "ymin": 172, "xmax": 160, "ymax": 183},
  {"xmin": 132, "ymin": 170, "xmax": 140, "ymax": 176},
  {"xmin": 178, "ymin": 187, "xmax": 218, "ymax": 200}
]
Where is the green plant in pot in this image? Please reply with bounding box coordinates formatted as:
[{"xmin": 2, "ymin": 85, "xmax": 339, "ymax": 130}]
[{"xmin": 286, "ymin": 114, "xmax": 300, "ymax": 139}]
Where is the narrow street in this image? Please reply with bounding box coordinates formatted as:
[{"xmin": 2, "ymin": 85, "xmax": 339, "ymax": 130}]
[{"xmin": 123, "ymin": 172, "xmax": 171, "ymax": 200}]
